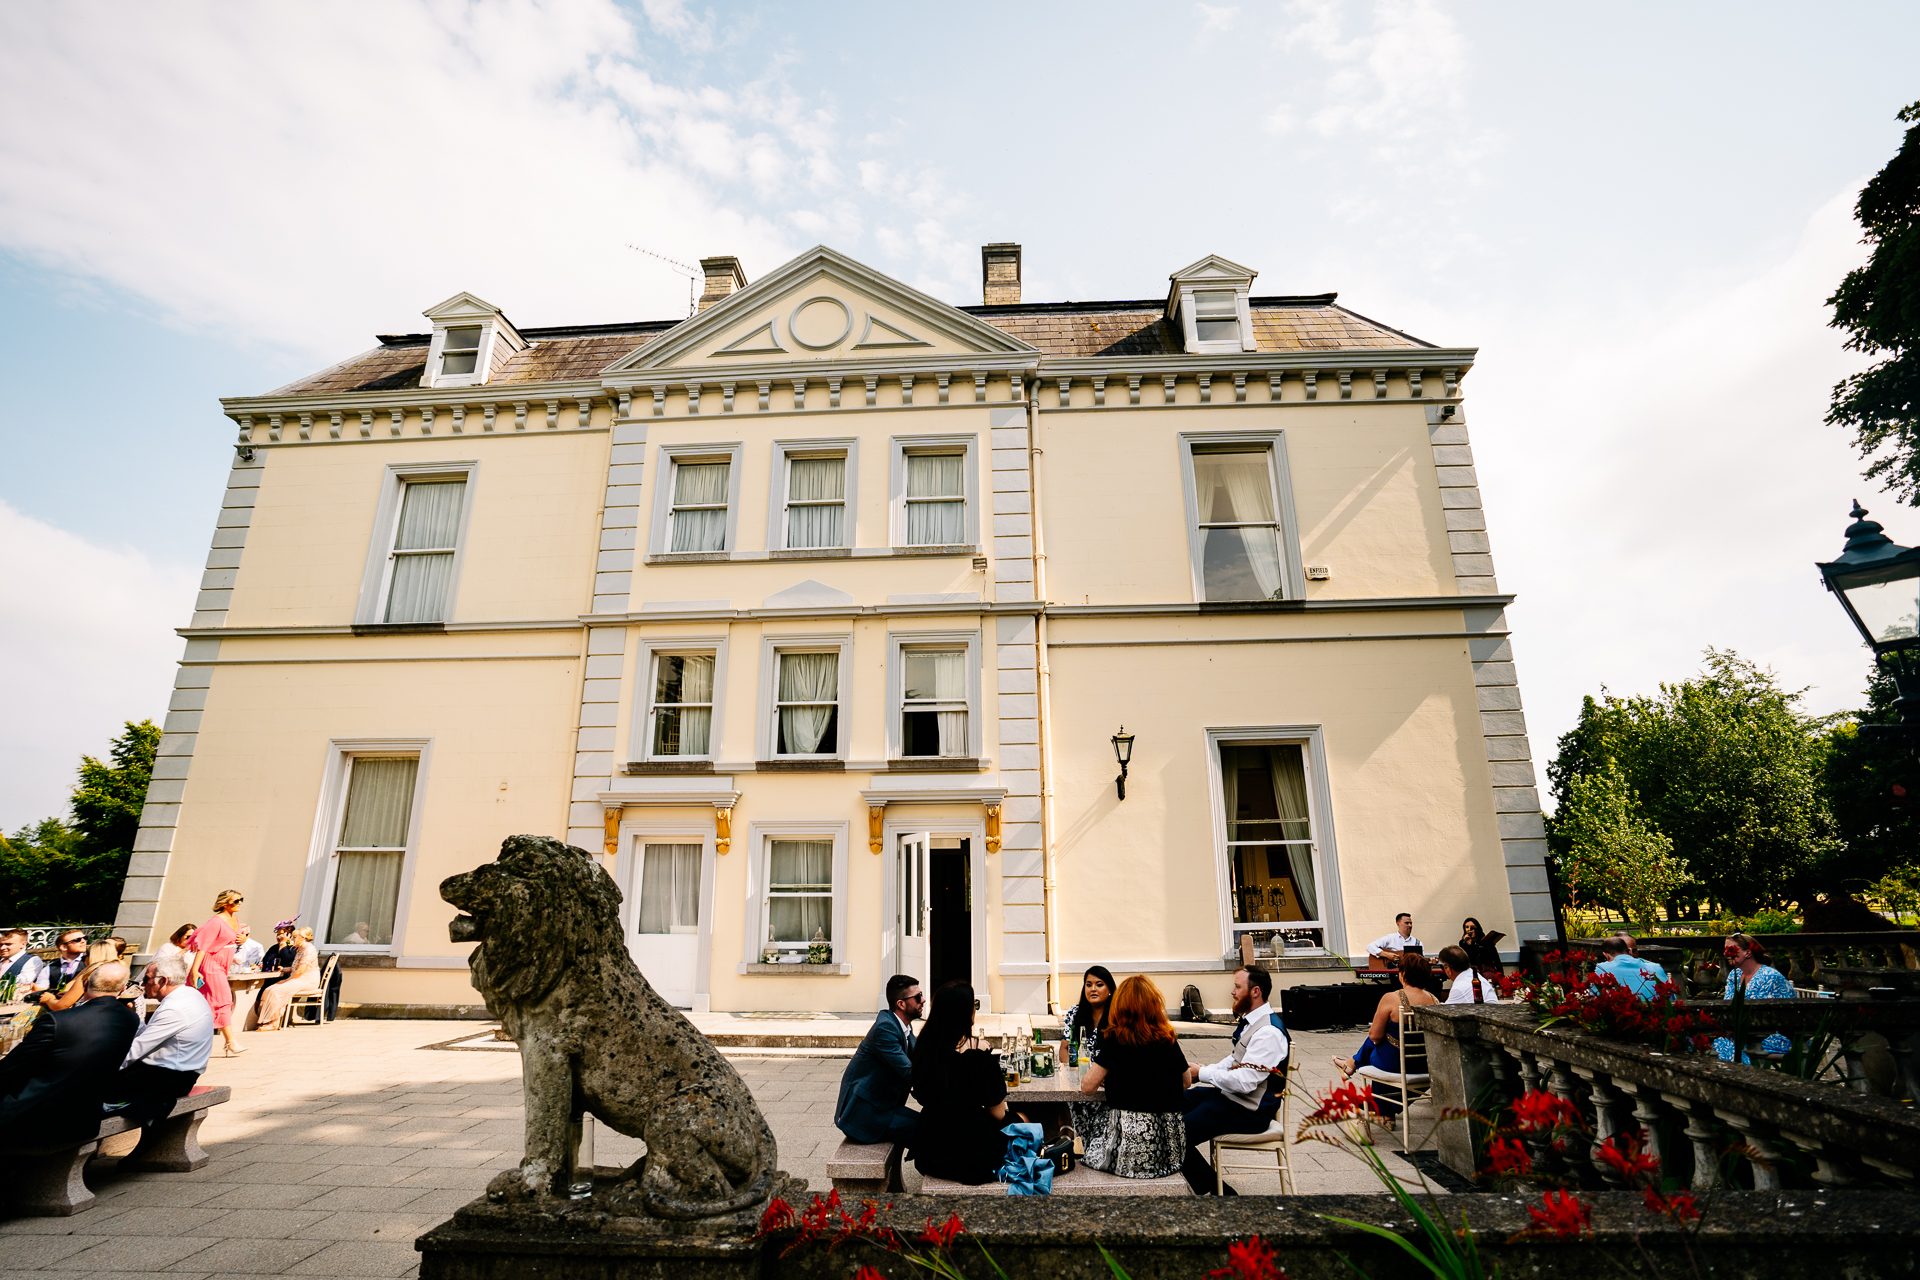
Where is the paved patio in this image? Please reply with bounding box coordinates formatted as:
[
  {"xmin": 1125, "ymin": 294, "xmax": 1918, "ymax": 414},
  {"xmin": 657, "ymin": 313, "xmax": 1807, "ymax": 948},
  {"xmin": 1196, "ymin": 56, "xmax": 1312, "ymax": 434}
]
[{"xmin": 0, "ymin": 1018, "xmax": 1440, "ymax": 1280}]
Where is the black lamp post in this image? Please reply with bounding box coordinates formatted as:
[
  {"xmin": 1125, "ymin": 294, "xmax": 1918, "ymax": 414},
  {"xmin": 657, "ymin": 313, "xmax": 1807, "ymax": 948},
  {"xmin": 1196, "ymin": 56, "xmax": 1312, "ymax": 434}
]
[
  {"xmin": 1816, "ymin": 502, "xmax": 1920, "ymax": 732},
  {"xmin": 1111, "ymin": 727, "xmax": 1135, "ymax": 800}
]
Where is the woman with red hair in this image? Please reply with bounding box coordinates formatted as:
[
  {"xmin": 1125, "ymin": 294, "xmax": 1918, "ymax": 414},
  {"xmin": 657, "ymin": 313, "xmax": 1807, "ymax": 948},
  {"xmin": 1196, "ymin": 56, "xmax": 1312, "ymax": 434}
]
[{"xmin": 1078, "ymin": 975, "xmax": 1188, "ymax": 1179}]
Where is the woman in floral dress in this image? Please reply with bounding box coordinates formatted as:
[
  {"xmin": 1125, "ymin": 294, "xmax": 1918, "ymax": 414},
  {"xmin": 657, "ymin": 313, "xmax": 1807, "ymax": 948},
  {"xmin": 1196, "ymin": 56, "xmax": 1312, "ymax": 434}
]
[{"xmin": 1713, "ymin": 933, "xmax": 1794, "ymax": 1063}]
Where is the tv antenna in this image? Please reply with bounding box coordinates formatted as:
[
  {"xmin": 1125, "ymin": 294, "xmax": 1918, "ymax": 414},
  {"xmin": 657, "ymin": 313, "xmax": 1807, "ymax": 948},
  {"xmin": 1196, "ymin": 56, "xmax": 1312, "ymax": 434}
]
[{"xmin": 627, "ymin": 245, "xmax": 698, "ymax": 316}]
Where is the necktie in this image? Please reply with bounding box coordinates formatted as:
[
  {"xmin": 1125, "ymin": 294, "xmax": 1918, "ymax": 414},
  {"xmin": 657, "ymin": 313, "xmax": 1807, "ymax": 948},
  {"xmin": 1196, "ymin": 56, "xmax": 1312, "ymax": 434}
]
[{"xmin": 1232, "ymin": 1017, "xmax": 1247, "ymax": 1046}]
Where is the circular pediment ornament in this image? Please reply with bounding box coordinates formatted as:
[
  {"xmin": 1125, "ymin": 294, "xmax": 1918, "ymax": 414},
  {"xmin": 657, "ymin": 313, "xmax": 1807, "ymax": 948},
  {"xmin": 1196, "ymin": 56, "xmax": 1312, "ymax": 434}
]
[{"xmin": 787, "ymin": 295, "xmax": 852, "ymax": 350}]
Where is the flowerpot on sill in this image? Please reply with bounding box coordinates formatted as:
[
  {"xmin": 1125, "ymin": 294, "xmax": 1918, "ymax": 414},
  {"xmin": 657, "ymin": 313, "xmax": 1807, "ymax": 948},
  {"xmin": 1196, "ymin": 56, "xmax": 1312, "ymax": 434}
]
[{"xmin": 807, "ymin": 931, "xmax": 832, "ymax": 966}]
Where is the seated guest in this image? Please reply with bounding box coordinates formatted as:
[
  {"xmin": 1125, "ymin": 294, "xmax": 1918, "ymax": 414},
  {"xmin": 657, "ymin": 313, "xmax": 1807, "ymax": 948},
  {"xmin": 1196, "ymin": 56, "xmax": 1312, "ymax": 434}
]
[
  {"xmin": 0, "ymin": 929, "xmax": 47, "ymax": 993},
  {"xmin": 1458, "ymin": 918, "xmax": 1506, "ymax": 977},
  {"xmin": 1437, "ymin": 945, "xmax": 1500, "ymax": 1003},
  {"xmin": 105, "ymin": 953, "xmax": 214, "ymax": 1125},
  {"xmin": 1594, "ymin": 935, "xmax": 1667, "ymax": 1000},
  {"xmin": 260, "ymin": 922, "xmax": 299, "ymax": 973},
  {"xmin": 1178, "ymin": 965, "xmax": 1288, "ymax": 1195},
  {"xmin": 255, "ymin": 928, "xmax": 321, "ymax": 1030},
  {"xmin": 1365, "ymin": 914, "xmax": 1422, "ymax": 965},
  {"xmin": 1079, "ymin": 975, "xmax": 1187, "ymax": 1179},
  {"xmin": 910, "ymin": 980, "xmax": 1013, "ymax": 1185},
  {"xmin": 233, "ymin": 924, "xmax": 266, "ymax": 970},
  {"xmin": 835, "ymin": 973, "xmax": 923, "ymax": 1147},
  {"xmin": 1333, "ymin": 952, "xmax": 1440, "ymax": 1083},
  {"xmin": 0, "ymin": 962, "xmax": 138, "ymax": 1146},
  {"xmin": 40, "ymin": 941, "xmax": 124, "ymax": 1012},
  {"xmin": 1057, "ymin": 964, "xmax": 1115, "ymax": 1141},
  {"xmin": 44, "ymin": 929, "xmax": 90, "ymax": 998},
  {"xmin": 154, "ymin": 923, "xmax": 196, "ymax": 963},
  {"xmin": 1713, "ymin": 933, "xmax": 1793, "ymax": 1063}
]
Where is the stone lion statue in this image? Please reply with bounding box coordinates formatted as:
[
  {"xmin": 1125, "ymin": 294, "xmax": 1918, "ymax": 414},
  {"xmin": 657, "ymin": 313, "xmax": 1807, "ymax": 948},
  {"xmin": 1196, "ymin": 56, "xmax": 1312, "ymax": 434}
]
[{"xmin": 442, "ymin": 834, "xmax": 778, "ymax": 1221}]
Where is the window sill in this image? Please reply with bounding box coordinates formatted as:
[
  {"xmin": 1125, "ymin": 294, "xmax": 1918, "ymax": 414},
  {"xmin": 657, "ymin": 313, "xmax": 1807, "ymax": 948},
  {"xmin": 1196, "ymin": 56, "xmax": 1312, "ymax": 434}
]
[
  {"xmin": 888, "ymin": 545, "xmax": 978, "ymax": 558},
  {"xmin": 1196, "ymin": 599, "xmax": 1303, "ymax": 614},
  {"xmin": 883, "ymin": 758, "xmax": 982, "ymax": 772},
  {"xmin": 332, "ymin": 953, "xmax": 399, "ymax": 968},
  {"xmin": 624, "ymin": 761, "xmax": 715, "ymax": 775},
  {"xmin": 351, "ymin": 622, "xmax": 447, "ymax": 635},
  {"xmin": 772, "ymin": 547, "xmax": 852, "ymax": 560},
  {"xmin": 646, "ymin": 552, "xmax": 731, "ymax": 564},
  {"xmin": 756, "ymin": 759, "xmax": 846, "ymax": 772},
  {"xmin": 739, "ymin": 962, "xmax": 851, "ymax": 976}
]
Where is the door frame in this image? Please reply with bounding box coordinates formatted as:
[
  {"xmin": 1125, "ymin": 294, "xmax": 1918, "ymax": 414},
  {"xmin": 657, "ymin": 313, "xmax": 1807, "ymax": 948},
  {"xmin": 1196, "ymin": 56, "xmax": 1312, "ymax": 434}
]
[
  {"xmin": 881, "ymin": 814, "xmax": 991, "ymax": 1013},
  {"xmin": 614, "ymin": 820, "xmax": 718, "ymax": 1013}
]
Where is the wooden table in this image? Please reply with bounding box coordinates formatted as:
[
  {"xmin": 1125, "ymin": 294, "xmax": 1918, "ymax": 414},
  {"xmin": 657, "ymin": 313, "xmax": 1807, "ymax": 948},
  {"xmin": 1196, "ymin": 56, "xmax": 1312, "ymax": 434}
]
[
  {"xmin": 1007, "ymin": 1064, "xmax": 1105, "ymax": 1106},
  {"xmin": 228, "ymin": 970, "xmax": 281, "ymax": 1030}
]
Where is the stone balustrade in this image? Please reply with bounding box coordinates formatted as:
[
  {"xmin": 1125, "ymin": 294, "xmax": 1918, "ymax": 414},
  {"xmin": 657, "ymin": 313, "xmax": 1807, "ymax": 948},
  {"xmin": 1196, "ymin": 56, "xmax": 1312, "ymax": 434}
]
[
  {"xmin": 1563, "ymin": 932, "xmax": 1920, "ymax": 998},
  {"xmin": 1416, "ymin": 1002, "xmax": 1920, "ymax": 1193}
]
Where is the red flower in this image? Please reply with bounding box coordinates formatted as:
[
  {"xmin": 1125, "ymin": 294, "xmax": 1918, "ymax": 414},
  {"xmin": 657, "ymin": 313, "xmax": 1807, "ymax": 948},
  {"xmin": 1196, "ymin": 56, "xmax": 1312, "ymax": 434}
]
[
  {"xmin": 1597, "ymin": 1133, "xmax": 1660, "ymax": 1184},
  {"xmin": 754, "ymin": 1197, "xmax": 794, "ymax": 1237},
  {"xmin": 852, "ymin": 1268, "xmax": 888, "ymax": 1280},
  {"xmin": 1510, "ymin": 1089, "xmax": 1583, "ymax": 1133},
  {"xmin": 1209, "ymin": 1234, "xmax": 1287, "ymax": 1280},
  {"xmin": 918, "ymin": 1212, "xmax": 965, "ymax": 1249},
  {"xmin": 1645, "ymin": 1188, "xmax": 1700, "ymax": 1223},
  {"xmin": 1307, "ymin": 1080, "xmax": 1382, "ymax": 1123},
  {"xmin": 1526, "ymin": 1190, "xmax": 1591, "ymax": 1239},
  {"xmin": 1484, "ymin": 1138, "xmax": 1531, "ymax": 1176}
]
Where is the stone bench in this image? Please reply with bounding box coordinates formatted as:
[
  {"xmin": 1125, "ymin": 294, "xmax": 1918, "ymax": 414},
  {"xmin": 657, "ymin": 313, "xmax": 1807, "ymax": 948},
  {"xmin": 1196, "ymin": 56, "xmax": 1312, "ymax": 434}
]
[
  {"xmin": 826, "ymin": 1139, "xmax": 900, "ymax": 1196},
  {"xmin": 2, "ymin": 1083, "xmax": 231, "ymax": 1216},
  {"xmin": 921, "ymin": 1163, "xmax": 1191, "ymax": 1196}
]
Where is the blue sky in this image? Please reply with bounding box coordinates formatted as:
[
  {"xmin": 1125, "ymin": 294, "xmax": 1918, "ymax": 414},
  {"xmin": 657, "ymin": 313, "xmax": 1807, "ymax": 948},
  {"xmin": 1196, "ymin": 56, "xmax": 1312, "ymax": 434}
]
[{"xmin": 2, "ymin": 0, "xmax": 1918, "ymax": 824}]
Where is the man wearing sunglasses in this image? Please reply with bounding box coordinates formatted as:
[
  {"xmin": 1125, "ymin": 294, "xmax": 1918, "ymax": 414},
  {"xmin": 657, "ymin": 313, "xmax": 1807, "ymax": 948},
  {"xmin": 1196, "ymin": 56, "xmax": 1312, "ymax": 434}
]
[{"xmin": 834, "ymin": 974, "xmax": 923, "ymax": 1148}]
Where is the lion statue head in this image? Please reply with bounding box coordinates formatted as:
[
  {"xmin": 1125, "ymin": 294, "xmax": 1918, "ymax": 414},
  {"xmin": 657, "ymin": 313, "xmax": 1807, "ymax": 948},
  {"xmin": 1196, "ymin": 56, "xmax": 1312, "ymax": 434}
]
[{"xmin": 441, "ymin": 834, "xmax": 625, "ymax": 1008}]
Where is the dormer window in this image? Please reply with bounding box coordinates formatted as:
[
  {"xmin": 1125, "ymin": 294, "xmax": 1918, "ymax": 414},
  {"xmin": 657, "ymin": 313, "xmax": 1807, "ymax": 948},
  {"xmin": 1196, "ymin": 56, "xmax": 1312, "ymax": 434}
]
[
  {"xmin": 1168, "ymin": 255, "xmax": 1258, "ymax": 354},
  {"xmin": 419, "ymin": 292, "xmax": 525, "ymax": 389}
]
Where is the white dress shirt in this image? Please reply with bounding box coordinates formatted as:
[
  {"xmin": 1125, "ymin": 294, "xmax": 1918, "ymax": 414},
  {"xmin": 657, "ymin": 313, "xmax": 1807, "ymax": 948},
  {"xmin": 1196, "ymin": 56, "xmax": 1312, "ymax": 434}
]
[
  {"xmin": 2, "ymin": 951, "xmax": 47, "ymax": 989},
  {"xmin": 123, "ymin": 985, "xmax": 215, "ymax": 1073},
  {"xmin": 1366, "ymin": 932, "xmax": 1421, "ymax": 957},
  {"xmin": 1197, "ymin": 1003, "xmax": 1289, "ymax": 1111},
  {"xmin": 234, "ymin": 938, "xmax": 265, "ymax": 968},
  {"xmin": 1446, "ymin": 970, "xmax": 1501, "ymax": 1004}
]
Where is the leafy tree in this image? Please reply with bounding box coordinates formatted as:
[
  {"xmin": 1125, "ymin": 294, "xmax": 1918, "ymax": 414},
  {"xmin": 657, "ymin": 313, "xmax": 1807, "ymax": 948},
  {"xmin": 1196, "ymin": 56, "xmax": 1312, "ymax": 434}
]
[
  {"xmin": 1555, "ymin": 758, "xmax": 1690, "ymax": 928},
  {"xmin": 0, "ymin": 720, "xmax": 158, "ymax": 924},
  {"xmin": 1547, "ymin": 651, "xmax": 1841, "ymax": 914},
  {"xmin": 1827, "ymin": 663, "xmax": 1920, "ymax": 893},
  {"xmin": 1827, "ymin": 101, "xmax": 1920, "ymax": 504}
]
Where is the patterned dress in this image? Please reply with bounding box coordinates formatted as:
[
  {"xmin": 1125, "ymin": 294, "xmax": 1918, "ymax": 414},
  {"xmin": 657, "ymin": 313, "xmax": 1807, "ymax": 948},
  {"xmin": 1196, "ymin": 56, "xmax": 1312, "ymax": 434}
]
[
  {"xmin": 1080, "ymin": 1037, "xmax": 1188, "ymax": 1179},
  {"xmin": 1061, "ymin": 1001, "xmax": 1109, "ymax": 1146},
  {"xmin": 1713, "ymin": 964, "xmax": 1793, "ymax": 1062}
]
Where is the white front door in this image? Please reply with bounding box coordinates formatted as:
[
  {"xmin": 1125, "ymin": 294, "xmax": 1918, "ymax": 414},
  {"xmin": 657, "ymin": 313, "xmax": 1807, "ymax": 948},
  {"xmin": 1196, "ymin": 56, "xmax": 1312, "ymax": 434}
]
[
  {"xmin": 896, "ymin": 832, "xmax": 931, "ymax": 982},
  {"xmin": 630, "ymin": 841, "xmax": 702, "ymax": 1007}
]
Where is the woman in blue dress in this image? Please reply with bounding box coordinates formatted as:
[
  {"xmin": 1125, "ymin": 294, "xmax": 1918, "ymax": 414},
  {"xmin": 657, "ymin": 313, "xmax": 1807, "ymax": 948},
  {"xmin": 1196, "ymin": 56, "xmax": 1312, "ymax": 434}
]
[{"xmin": 1713, "ymin": 933, "xmax": 1794, "ymax": 1063}]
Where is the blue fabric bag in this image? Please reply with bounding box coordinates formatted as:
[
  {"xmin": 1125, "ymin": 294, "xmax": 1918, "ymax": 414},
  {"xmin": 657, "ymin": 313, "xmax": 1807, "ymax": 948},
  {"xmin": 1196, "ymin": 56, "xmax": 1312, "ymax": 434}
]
[{"xmin": 998, "ymin": 1121, "xmax": 1053, "ymax": 1195}]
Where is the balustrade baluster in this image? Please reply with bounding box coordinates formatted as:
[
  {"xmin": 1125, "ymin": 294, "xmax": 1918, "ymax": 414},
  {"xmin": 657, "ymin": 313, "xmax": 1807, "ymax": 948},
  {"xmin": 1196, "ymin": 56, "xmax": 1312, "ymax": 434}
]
[
  {"xmin": 1574, "ymin": 1069, "xmax": 1632, "ymax": 1186},
  {"xmin": 1664, "ymin": 1094, "xmax": 1726, "ymax": 1193},
  {"xmin": 1717, "ymin": 1108, "xmax": 1784, "ymax": 1191},
  {"xmin": 1779, "ymin": 1129, "xmax": 1863, "ymax": 1187},
  {"xmin": 1886, "ymin": 1032, "xmax": 1920, "ymax": 1103},
  {"xmin": 1612, "ymin": 1080, "xmax": 1672, "ymax": 1177}
]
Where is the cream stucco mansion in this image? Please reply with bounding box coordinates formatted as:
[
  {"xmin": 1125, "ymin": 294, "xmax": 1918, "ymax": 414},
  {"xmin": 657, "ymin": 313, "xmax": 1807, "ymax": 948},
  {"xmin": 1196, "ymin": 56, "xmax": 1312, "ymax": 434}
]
[{"xmin": 116, "ymin": 243, "xmax": 1553, "ymax": 1015}]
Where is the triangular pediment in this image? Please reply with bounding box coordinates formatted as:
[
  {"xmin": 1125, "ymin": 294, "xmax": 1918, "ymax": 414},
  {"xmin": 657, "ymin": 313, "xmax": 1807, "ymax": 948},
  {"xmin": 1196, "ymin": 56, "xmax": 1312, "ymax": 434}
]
[
  {"xmin": 603, "ymin": 246, "xmax": 1037, "ymax": 374},
  {"xmin": 424, "ymin": 291, "xmax": 506, "ymax": 322},
  {"xmin": 762, "ymin": 579, "xmax": 855, "ymax": 609},
  {"xmin": 1168, "ymin": 254, "xmax": 1258, "ymax": 285}
]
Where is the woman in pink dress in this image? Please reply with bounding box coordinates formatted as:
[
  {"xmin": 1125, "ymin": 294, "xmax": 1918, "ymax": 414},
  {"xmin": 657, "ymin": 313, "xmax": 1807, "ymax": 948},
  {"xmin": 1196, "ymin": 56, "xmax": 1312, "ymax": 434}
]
[{"xmin": 187, "ymin": 889, "xmax": 247, "ymax": 1056}]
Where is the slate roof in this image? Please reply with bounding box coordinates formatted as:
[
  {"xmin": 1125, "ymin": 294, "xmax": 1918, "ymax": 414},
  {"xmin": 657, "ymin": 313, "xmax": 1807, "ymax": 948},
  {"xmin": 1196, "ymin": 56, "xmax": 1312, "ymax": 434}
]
[{"xmin": 268, "ymin": 296, "xmax": 1431, "ymax": 396}]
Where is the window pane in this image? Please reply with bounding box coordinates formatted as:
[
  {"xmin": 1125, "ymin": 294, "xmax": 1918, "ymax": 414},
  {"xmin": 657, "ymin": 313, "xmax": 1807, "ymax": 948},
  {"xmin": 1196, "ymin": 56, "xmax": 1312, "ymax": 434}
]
[
  {"xmin": 338, "ymin": 757, "xmax": 417, "ymax": 848},
  {"xmin": 1201, "ymin": 526, "xmax": 1284, "ymax": 601},
  {"xmin": 786, "ymin": 502, "xmax": 843, "ymax": 549},
  {"xmin": 904, "ymin": 650, "xmax": 965, "ymax": 700},
  {"xmin": 788, "ymin": 457, "xmax": 845, "ymax": 501},
  {"xmin": 777, "ymin": 652, "xmax": 838, "ymax": 754},
  {"xmin": 653, "ymin": 707, "xmax": 711, "ymax": 756},
  {"xmin": 905, "ymin": 501, "xmax": 963, "ymax": 546},
  {"xmin": 639, "ymin": 843, "xmax": 701, "ymax": 934},
  {"xmin": 769, "ymin": 896, "xmax": 831, "ymax": 944},
  {"xmin": 394, "ymin": 481, "xmax": 465, "ymax": 551},
  {"xmin": 385, "ymin": 551, "xmax": 456, "ymax": 622},
  {"xmin": 673, "ymin": 462, "xmax": 730, "ymax": 505},
  {"xmin": 1219, "ymin": 744, "xmax": 1318, "ymax": 923},
  {"xmin": 906, "ymin": 453, "xmax": 964, "ymax": 498},
  {"xmin": 670, "ymin": 508, "xmax": 727, "ymax": 552},
  {"xmin": 1195, "ymin": 290, "xmax": 1237, "ymax": 317},
  {"xmin": 655, "ymin": 655, "xmax": 714, "ymax": 705},
  {"xmin": 1193, "ymin": 452, "xmax": 1274, "ymax": 524},
  {"xmin": 327, "ymin": 851, "xmax": 402, "ymax": 945},
  {"xmin": 440, "ymin": 352, "xmax": 479, "ymax": 375},
  {"xmin": 443, "ymin": 326, "xmax": 482, "ymax": 351},
  {"xmin": 1195, "ymin": 318, "xmax": 1240, "ymax": 342},
  {"xmin": 770, "ymin": 839, "xmax": 832, "ymax": 889}
]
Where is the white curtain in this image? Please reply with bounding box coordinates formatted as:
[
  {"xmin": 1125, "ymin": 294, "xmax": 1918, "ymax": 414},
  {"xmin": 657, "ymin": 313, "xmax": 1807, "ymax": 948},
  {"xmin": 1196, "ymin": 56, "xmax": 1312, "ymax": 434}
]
[
  {"xmin": 653, "ymin": 655, "xmax": 714, "ymax": 756},
  {"xmin": 670, "ymin": 462, "xmax": 730, "ymax": 552},
  {"xmin": 905, "ymin": 454, "xmax": 964, "ymax": 545},
  {"xmin": 328, "ymin": 852, "xmax": 402, "ymax": 945},
  {"xmin": 1268, "ymin": 747, "xmax": 1319, "ymax": 921},
  {"xmin": 386, "ymin": 480, "xmax": 464, "ymax": 623},
  {"xmin": 339, "ymin": 758, "xmax": 417, "ymax": 847},
  {"xmin": 1221, "ymin": 751, "xmax": 1245, "ymax": 922},
  {"xmin": 638, "ymin": 843, "xmax": 701, "ymax": 935},
  {"xmin": 768, "ymin": 839, "xmax": 832, "ymax": 942},
  {"xmin": 937, "ymin": 711, "xmax": 968, "ymax": 757},
  {"xmin": 1196, "ymin": 453, "xmax": 1281, "ymax": 601},
  {"xmin": 786, "ymin": 457, "xmax": 845, "ymax": 548},
  {"xmin": 905, "ymin": 650, "xmax": 968, "ymax": 756},
  {"xmin": 778, "ymin": 652, "xmax": 838, "ymax": 753}
]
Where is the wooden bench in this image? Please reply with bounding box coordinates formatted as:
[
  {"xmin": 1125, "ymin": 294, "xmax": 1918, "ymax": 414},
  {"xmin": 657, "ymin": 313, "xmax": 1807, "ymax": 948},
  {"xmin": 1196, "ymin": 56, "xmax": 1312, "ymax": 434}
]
[
  {"xmin": 2, "ymin": 1084, "xmax": 231, "ymax": 1216},
  {"xmin": 921, "ymin": 1163, "xmax": 1191, "ymax": 1196},
  {"xmin": 826, "ymin": 1139, "xmax": 901, "ymax": 1196}
]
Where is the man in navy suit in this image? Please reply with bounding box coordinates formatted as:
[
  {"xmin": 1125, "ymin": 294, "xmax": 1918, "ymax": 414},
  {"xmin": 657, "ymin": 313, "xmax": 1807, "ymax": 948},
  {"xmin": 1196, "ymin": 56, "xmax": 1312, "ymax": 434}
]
[
  {"xmin": 0, "ymin": 962, "xmax": 140, "ymax": 1147},
  {"xmin": 834, "ymin": 973, "xmax": 922, "ymax": 1147}
]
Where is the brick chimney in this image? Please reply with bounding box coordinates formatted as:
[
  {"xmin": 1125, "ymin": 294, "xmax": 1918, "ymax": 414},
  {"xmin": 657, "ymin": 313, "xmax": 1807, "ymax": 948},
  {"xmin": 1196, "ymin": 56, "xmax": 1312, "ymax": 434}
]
[
  {"xmin": 698, "ymin": 256, "xmax": 748, "ymax": 311},
  {"xmin": 981, "ymin": 243, "xmax": 1021, "ymax": 306}
]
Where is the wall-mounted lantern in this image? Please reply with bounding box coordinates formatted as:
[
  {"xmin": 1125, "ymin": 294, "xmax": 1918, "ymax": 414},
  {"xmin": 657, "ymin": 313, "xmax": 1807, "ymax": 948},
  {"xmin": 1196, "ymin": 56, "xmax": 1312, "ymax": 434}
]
[
  {"xmin": 1112, "ymin": 726, "xmax": 1136, "ymax": 800},
  {"xmin": 1816, "ymin": 502, "xmax": 1920, "ymax": 731}
]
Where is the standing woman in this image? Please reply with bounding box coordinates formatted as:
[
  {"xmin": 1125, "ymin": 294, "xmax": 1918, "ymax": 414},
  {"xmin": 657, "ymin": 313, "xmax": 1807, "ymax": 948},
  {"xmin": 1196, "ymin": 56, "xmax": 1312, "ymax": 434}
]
[
  {"xmin": 909, "ymin": 981, "xmax": 1013, "ymax": 1185},
  {"xmin": 1458, "ymin": 919, "xmax": 1505, "ymax": 978},
  {"xmin": 187, "ymin": 889, "xmax": 247, "ymax": 1056},
  {"xmin": 1058, "ymin": 965, "xmax": 1116, "ymax": 1142},
  {"xmin": 1078, "ymin": 976, "xmax": 1189, "ymax": 1179}
]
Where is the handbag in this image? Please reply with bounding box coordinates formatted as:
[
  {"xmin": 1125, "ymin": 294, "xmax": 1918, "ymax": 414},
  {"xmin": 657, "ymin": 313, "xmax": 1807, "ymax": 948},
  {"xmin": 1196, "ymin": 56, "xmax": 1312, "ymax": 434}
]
[{"xmin": 1040, "ymin": 1125, "xmax": 1077, "ymax": 1175}]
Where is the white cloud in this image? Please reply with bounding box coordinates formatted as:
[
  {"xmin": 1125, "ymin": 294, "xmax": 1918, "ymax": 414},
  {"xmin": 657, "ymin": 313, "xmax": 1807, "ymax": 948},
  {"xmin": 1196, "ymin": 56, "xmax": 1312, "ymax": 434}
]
[
  {"xmin": 1198, "ymin": 5, "xmax": 1241, "ymax": 34},
  {"xmin": 0, "ymin": 502, "xmax": 197, "ymax": 829}
]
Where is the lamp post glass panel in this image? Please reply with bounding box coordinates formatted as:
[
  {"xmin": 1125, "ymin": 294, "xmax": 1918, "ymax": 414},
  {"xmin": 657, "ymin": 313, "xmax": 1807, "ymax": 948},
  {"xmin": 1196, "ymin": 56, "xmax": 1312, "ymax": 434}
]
[
  {"xmin": 1111, "ymin": 726, "xmax": 1135, "ymax": 799},
  {"xmin": 1817, "ymin": 502, "xmax": 1920, "ymax": 725}
]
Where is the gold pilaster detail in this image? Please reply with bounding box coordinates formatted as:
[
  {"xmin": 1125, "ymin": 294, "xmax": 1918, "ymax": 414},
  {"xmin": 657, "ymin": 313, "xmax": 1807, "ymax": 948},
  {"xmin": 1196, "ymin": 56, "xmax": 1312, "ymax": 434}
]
[
  {"xmin": 868, "ymin": 806, "xmax": 885, "ymax": 854},
  {"xmin": 984, "ymin": 804, "xmax": 1002, "ymax": 854}
]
